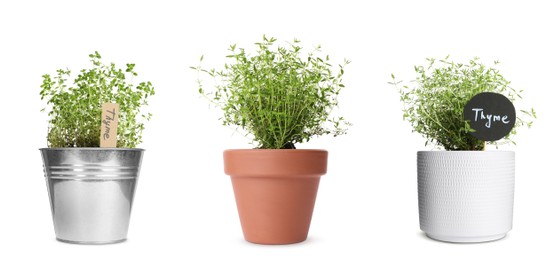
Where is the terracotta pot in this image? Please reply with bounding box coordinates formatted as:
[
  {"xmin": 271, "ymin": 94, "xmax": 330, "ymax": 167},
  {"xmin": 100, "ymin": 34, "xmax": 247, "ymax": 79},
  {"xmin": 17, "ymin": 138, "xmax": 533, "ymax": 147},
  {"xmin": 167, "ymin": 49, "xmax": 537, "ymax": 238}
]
[{"xmin": 224, "ymin": 149, "xmax": 328, "ymax": 245}]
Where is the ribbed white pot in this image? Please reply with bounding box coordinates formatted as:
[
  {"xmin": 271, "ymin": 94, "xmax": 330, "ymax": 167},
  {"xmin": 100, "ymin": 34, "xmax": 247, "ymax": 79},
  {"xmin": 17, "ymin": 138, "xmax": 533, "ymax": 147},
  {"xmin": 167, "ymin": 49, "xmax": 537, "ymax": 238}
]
[{"xmin": 417, "ymin": 151, "xmax": 515, "ymax": 243}]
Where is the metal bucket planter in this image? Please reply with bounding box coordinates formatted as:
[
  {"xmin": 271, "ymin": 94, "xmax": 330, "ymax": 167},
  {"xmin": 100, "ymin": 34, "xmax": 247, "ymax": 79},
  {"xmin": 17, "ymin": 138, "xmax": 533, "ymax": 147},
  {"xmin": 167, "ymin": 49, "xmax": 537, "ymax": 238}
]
[
  {"xmin": 417, "ymin": 151, "xmax": 515, "ymax": 243},
  {"xmin": 40, "ymin": 148, "xmax": 144, "ymax": 244}
]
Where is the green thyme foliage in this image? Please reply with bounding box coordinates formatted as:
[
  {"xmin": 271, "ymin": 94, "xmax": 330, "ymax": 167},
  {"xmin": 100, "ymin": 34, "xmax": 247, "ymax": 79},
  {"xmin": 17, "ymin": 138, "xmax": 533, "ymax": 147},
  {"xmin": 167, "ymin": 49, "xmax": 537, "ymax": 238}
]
[
  {"xmin": 390, "ymin": 56, "xmax": 535, "ymax": 151},
  {"xmin": 40, "ymin": 51, "xmax": 155, "ymax": 148},
  {"xmin": 193, "ymin": 35, "xmax": 350, "ymax": 149}
]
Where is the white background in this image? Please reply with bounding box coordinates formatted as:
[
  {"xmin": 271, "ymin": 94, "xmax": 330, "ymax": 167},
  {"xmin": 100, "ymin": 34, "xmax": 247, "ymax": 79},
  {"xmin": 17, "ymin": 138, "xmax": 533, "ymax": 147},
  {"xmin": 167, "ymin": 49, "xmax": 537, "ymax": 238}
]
[{"xmin": 0, "ymin": 0, "xmax": 553, "ymax": 259}]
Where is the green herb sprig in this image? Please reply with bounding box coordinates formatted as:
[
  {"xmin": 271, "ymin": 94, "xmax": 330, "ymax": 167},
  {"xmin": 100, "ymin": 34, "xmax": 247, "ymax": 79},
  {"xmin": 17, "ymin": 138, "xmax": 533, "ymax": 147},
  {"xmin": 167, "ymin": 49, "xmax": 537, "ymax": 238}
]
[
  {"xmin": 40, "ymin": 51, "xmax": 155, "ymax": 148},
  {"xmin": 192, "ymin": 35, "xmax": 350, "ymax": 149},
  {"xmin": 390, "ymin": 56, "xmax": 535, "ymax": 151}
]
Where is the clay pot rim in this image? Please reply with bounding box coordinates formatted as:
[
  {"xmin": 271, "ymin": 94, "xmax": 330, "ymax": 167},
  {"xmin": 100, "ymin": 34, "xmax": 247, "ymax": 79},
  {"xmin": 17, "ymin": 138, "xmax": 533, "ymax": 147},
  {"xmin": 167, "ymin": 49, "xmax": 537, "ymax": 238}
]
[
  {"xmin": 224, "ymin": 148, "xmax": 327, "ymax": 153},
  {"xmin": 224, "ymin": 149, "xmax": 328, "ymax": 177}
]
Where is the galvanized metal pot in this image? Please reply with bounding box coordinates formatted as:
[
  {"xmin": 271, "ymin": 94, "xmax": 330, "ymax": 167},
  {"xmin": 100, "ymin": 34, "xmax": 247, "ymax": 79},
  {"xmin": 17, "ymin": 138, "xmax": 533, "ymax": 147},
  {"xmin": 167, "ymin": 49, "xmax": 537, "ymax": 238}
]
[{"xmin": 40, "ymin": 148, "xmax": 144, "ymax": 244}]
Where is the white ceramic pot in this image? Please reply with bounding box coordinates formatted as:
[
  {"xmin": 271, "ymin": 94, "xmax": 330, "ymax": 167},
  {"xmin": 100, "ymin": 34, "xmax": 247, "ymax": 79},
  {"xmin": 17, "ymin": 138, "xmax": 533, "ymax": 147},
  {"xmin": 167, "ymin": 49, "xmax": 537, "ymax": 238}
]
[{"xmin": 417, "ymin": 151, "xmax": 515, "ymax": 243}]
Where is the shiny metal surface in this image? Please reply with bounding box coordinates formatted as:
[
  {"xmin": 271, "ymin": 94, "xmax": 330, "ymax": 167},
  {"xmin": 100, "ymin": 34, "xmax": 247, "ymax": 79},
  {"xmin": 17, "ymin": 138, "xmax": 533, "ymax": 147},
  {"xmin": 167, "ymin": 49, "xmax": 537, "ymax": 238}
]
[{"xmin": 40, "ymin": 148, "xmax": 144, "ymax": 244}]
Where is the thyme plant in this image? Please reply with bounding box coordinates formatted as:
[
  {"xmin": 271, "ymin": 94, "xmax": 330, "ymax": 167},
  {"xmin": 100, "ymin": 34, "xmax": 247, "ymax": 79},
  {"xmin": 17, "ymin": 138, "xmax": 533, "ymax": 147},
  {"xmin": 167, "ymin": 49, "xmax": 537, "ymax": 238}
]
[
  {"xmin": 40, "ymin": 51, "xmax": 155, "ymax": 148},
  {"xmin": 193, "ymin": 36, "xmax": 350, "ymax": 149},
  {"xmin": 390, "ymin": 56, "xmax": 535, "ymax": 151}
]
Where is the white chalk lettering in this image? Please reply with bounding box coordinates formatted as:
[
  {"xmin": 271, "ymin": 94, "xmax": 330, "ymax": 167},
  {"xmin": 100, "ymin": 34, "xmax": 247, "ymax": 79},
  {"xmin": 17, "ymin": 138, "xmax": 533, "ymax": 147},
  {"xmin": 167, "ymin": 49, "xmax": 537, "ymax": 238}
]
[
  {"xmin": 472, "ymin": 108, "xmax": 510, "ymax": 129},
  {"xmin": 473, "ymin": 108, "xmax": 483, "ymax": 121}
]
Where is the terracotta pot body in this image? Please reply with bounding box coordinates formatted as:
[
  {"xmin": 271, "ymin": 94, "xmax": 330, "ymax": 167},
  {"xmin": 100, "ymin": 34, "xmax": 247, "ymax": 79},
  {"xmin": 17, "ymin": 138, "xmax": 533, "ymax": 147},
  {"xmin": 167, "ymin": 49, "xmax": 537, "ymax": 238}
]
[{"xmin": 224, "ymin": 149, "xmax": 327, "ymax": 245}]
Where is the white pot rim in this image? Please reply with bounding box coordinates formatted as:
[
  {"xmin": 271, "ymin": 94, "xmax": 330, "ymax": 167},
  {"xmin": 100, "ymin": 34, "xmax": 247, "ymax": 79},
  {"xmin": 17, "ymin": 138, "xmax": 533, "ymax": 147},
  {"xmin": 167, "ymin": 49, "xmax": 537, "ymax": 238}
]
[{"xmin": 418, "ymin": 150, "xmax": 514, "ymax": 154}]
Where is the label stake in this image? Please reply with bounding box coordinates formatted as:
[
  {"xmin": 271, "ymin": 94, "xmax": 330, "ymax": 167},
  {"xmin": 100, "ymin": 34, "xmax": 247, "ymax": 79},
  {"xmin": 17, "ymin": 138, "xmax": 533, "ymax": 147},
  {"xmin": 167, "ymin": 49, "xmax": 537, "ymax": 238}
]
[{"xmin": 100, "ymin": 103, "xmax": 119, "ymax": 148}]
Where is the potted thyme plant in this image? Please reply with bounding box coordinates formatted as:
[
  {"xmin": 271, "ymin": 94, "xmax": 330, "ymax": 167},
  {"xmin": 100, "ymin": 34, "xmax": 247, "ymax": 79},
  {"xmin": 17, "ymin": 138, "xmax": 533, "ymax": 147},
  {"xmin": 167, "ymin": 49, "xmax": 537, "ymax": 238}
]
[
  {"xmin": 390, "ymin": 56, "xmax": 535, "ymax": 243},
  {"xmin": 193, "ymin": 36, "xmax": 350, "ymax": 244},
  {"xmin": 39, "ymin": 51, "xmax": 154, "ymax": 244}
]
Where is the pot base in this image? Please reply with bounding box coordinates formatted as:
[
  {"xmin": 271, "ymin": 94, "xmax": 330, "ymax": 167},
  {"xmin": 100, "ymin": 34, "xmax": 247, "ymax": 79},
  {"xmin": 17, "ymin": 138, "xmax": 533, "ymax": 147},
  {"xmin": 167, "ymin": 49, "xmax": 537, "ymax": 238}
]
[
  {"xmin": 246, "ymin": 237, "xmax": 307, "ymax": 245},
  {"xmin": 56, "ymin": 238, "xmax": 127, "ymax": 245},
  {"xmin": 425, "ymin": 233, "xmax": 506, "ymax": 243}
]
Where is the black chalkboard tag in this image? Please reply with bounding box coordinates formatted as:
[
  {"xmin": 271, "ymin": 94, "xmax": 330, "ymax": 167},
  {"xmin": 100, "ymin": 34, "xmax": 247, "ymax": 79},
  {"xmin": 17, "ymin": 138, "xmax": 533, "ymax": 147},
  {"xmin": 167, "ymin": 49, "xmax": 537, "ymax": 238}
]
[{"xmin": 463, "ymin": 92, "xmax": 516, "ymax": 141}]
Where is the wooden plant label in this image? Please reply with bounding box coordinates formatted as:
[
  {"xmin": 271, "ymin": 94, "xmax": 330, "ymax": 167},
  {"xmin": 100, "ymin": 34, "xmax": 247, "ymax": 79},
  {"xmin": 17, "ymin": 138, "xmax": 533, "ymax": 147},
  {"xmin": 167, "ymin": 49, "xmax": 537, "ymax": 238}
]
[
  {"xmin": 463, "ymin": 92, "xmax": 516, "ymax": 141},
  {"xmin": 100, "ymin": 103, "xmax": 119, "ymax": 147}
]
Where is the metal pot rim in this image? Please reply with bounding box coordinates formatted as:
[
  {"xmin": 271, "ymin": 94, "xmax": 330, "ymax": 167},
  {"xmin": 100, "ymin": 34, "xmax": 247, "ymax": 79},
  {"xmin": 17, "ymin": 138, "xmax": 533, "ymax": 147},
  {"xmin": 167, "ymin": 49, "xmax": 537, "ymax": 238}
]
[{"xmin": 40, "ymin": 147, "xmax": 145, "ymax": 152}]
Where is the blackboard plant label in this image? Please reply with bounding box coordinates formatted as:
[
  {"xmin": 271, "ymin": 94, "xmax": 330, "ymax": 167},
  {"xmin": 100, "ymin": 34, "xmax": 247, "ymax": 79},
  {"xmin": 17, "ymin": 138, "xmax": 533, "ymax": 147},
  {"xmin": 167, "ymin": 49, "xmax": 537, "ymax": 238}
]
[
  {"xmin": 39, "ymin": 52, "xmax": 154, "ymax": 244},
  {"xmin": 390, "ymin": 56, "xmax": 535, "ymax": 243},
  {"xmin": 463, "ymin": 92, "xmax": 516, "ymax": 142},
  {"xmin": 193, "ymin": 35, "xmax": 349, "ymax": 244}
]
